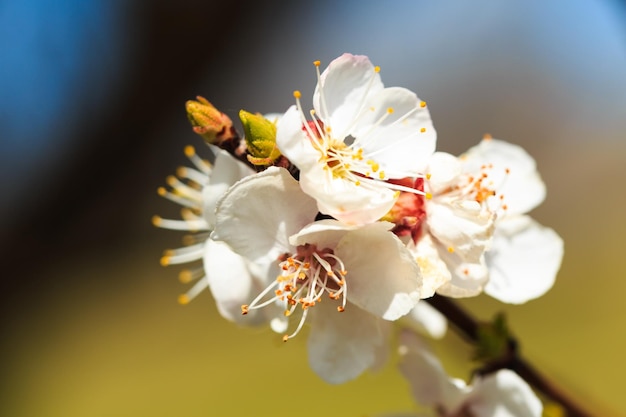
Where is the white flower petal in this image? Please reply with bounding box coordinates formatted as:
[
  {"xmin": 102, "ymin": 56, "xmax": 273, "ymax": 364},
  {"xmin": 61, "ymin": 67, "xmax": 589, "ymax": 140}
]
[
  {"xmin": 401, "ymin": 302, "xmax": 448, "ymax": 339},
  {"xmin": 336, "ymin": 223, "xmax": 422, "ymax": 320},
  {"xmin": 299, "ymin": 161, "xmax": 398, "ymax": 225},
  {"xmin": 427, "ymin": 200, "xmax": 495, "ymax": 262},
  {"xmin": 212, "ymin": 167, "xmax": 318, "ymax": 263},
  {"xmin": 461, "ymin": 138, "xmax": 546, "ymax": 215},
  {"xmin": 353, "ymin": 87, "xmax": 436, "ymax": 176},
  {"xmin": 289, "ymin": 219, "xmax": 367, "ymax": 248},
  {"xmin": 398, "ymin": 330, "xmax": 469, "ymax": 412},
  {"xmin": 426, "ymin": 152, "xmax": 462, "ymax": 195},
  {"xmin": 313, "ymin": 53, "xmax": 384, "ymax": 137},
  {"xmin": 307, "ymin": 300, "xmax": 390, "ymax": 384},
  {"xmin": 202, "ymin": 148, "xmax": 255, "ymax": 227},
  {"xmin": 435, "ymin": 253, "xmax": 489, "ymax": 298},
  {"xmin": 410, "ymin": 233, "xmax": 452, "ymax": 298},
  {"xmin": 203, "ymin": 239, "xmax": 265, "ymax": 325},
  {"xmin": 485, "ymin": 215, "xmax": 564, "ymax": 304},
  {"xmin": 275, "ymin": 105, "xmax": 320, "ymax": 170},
  {"xmin": 469, "ymin": 370, "xmax": 543, "ymax": 417}
]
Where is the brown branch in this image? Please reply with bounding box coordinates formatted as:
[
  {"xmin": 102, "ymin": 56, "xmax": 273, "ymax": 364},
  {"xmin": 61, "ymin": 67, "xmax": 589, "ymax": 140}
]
[{"xmin": 426, "ymin": 294, "xmax": 594, "ymax": 417}]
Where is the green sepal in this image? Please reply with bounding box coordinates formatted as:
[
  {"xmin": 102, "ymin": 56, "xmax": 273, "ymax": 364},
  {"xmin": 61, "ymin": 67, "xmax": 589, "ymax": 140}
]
[{"xmin": 239, "ymin": 110, "xmax": 281, "ymax": 166}]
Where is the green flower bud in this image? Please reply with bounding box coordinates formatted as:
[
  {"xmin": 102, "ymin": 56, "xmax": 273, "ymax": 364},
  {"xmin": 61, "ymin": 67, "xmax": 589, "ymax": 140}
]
[{"xmin": 239, "ymin": 110, "xmax": 281, "ymax": 166}]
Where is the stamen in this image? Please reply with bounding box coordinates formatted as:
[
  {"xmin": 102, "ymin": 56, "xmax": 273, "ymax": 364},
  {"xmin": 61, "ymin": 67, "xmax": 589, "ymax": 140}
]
[
  {"xmin": 179, "ymin": 267, "xmax": 204, "ymax": 283},
  {"xmin": 151, "ymin": 215, "xmax": 209, "ymax": 232},
  {"xmin": 184, "ymin": 146, "xmax": 212, "ymax": 174},
  {"xmin": 156, "ymin": 187, "xmax": 201, "ymax": 210},
  {"xmin": 166, "ymin": 175, "xmax": 203, "ymax": 202},
  {"xmin": 178, "ymin": 276, "xmax": 209, "ymax": 305},
  {"xmin": 176, "ymin": 166, "xmax": 209, "ymax": 186}
]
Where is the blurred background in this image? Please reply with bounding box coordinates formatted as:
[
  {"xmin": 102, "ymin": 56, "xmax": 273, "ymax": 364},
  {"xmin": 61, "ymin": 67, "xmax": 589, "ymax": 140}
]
[{"xmin": 1, "ymin": 0, "xmax": 625, "ymax": 416}]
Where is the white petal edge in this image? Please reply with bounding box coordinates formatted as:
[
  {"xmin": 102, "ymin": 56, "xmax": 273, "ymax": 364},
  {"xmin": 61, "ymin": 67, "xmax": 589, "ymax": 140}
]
[
  {"xmin": 212, "ymin": 167, "xmax": 318, "ymax": 264},
  {"xmin": 307, "ymin": 300, "xmax": 390, "ymax": 384},
  {"xmin": 484, "ymin": 215, "xmax": 563, "ymax": 304},
  {"xmin": 469, "ymin": 370, "xmax": 543, "ymax": 417},
  {"xmin": 336, "ymin": 223, "xmax": 422, "ymax": 320}
]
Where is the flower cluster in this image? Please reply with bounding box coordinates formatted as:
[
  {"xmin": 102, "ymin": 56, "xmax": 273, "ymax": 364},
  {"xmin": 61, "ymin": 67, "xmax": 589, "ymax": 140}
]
[{"xmin": 154, "ymin": 53, "xmax": 563, "ymax": 412}]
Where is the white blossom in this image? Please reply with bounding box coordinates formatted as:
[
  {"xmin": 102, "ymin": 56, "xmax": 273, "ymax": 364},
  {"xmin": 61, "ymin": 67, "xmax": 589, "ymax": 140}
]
[
  {"xmin": 211, "ymin": 167, "xmax": 423, "ymax": 383},
  {"xmin": 276, "ymin": 53, "xmax": 436, "ymax": 225},
  {"xmin": 398, "ymin": 330, "xmax": 543, "ymax": 417}
]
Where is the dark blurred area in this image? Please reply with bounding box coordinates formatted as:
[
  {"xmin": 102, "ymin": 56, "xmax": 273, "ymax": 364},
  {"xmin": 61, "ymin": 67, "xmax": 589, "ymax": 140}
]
[{"xmin": 1, "ymin": 1, "xmax": 625, "ymax": 416}]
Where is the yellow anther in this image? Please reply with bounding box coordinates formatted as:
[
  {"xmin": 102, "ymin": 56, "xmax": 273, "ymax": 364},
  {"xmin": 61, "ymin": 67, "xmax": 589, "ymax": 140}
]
[
  {"xmin": 313, "ymin": 60, "xmax": 321, "ymax": 67},
  {"xmin": 282, "ymin": 335, "xmax": 289, "ymax": 342},
  {"xmin": 151, "ymin": 215, "xmax": 162, "ymax": 226},
  {"xmin": 337, "ymin": 306, "xmax": 345, "ymax": 312},
  {"xmin": 387, "ymin": 107, "xmax": 394, "ymax": 114},
  {"xmin": 184, "ymin": 145, "xmax": 195, "ymax": 157},
  {"xmin": 420, "ymin": 127, "xmax": 426, "ymax": 133},
  {"xmin": 355, "ymin": 180, "xmax": 361, "ymax": 186},
  {"xmin": 367, "ymin": 160, "xmax": 380, "ymax": 172},
  {"xmin": 293, "ymin": 90, "xmax": 301, "ymax": 99},
  {"xmin": 426, "ymin": 173, "xmax": 432, "ymax": 180},
  {"xmin": 156, "ymin": 187, "xmax": 166, "ymax": 197},
  {"xmin": 178, "ymin": 270, "xmax": 193, "ymax": 283},
  {"xmin": 394, "ymin": 190, "xmax": 401, "ymax": 198},
  {"xmin": 374, "ymin": 66, "xmax": 381, "ymax": 73},
  {"xmin": 379, "ymin": 171, "xmax": 385, "ymax": 179},
  {"xmin": 165, "ymin": 175, "xmax": 177, "ymax": 186},
  {"xmin": 160, "ymin": 256, "xmax": 170, "ymax": 266},
  {"xmin": 241, "ymin": 305, "xmax": 249, "ymax": 315},
  {"xmin": 178, "ymin": 294, "xmax": 190, "ymax": 305},
  {"xmin": 483, "ymin": 133, "xmax": 493, "ymax": 140},
  {"xmin": 505, "ymin": 168, "xmax": 511, "ymax": 174},
  {"xmin": 425, "ymin": 192, "xmax": 433, "ymax": 199},
  {"xmin": 447, "ymin": 247, "xmax": 455, "ymax": 253},
  {"xmin": 420, "ymin": 101, "xmax": 427, "ymax": 108}
]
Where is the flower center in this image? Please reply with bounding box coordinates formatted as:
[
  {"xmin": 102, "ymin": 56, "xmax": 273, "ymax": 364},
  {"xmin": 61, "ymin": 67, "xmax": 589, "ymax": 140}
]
[
  {"xmin": 445, "ymin": 161, "xmax": 511, "ymax": 213},
  {"xmin": 241, "ymin": 243, "xmax": 348, "ymax": 341},
  {"xmin": 382, "ymin": 177, "xmax": 428, "ymax": 243}
]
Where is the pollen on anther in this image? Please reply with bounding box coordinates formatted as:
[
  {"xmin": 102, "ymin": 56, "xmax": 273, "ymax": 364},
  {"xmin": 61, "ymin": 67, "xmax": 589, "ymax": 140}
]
[
  {"xmin": 241, "ymin": 305, "xmax": 249, "ymax": 315},
  {"xmin": 178, "ymin": 294, "xmax": 190, "ymax": 305},
  {"xmin": 184, "ymin": 145, "xmax": 195, "ymax": 157},
  {"xmin": 160, "ymin": 256, "xmax": 170, "ymax": 267},
  {"xmin": 505, "ymin": 168, "xmax": 511, "ymax": 174},
  {"xmin": 151, "ymin": 215, "xmax": 162, "ymax": 226},
  {"xmin": 387, "ymin": 107, "xmax": 394, "ymax": 114},
  {"xmin": 282, "ymin": 335, "xmax": 289, "ymax": 342},
  {"xmin": 313, "ymin": 60, "xmax": 321, "ymax": 67},
  {"xmin": 483, "ymin": 133, "xmax": 493, "ymax": 140},
  {"xmin": 420, "ymin": 101, "xmax": 427, "ymax": 108},
  {"xmin": 426, "ymin": 173, "xmax": 432, "ymax": 180},
  {"xmin": 447, "ymin": 247, "xmax": 454, "ymax": 253},
  {"xmin": 374, "ymin": 66, "xmax": 381, "ymax": 73},
  {"xmin": 420, "ymin": 127, "xmax": 426, "ymax": 133},
  {"xmin": 293, "ymin": 90, "xmax": 301, "ymax": 99},
  {"xmin": 425, "ymin": 192, "xmax": 433, "ymax": 199},
  {"xmin": 178, "ymin": 270, "xmax": 193, "ymax": 283},
  {"xmin": 337, "ymin": 306, "xmax": 345, "ymax": 313}
]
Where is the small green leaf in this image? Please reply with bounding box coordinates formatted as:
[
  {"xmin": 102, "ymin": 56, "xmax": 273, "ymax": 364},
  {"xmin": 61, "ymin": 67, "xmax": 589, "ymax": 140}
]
[{"xmin": 474, "ymin": 312, "xmax": 512, "ymax": 362}]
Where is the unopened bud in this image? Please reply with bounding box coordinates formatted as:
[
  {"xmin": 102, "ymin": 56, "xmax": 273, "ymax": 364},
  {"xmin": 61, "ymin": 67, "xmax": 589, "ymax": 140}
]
[
  {"xmin": 239, "ymin": 110, "xmax": 281, "ymax": 166},
  {"xmin": 186, "ymin": 96, "xmax": 233, "ymax": 144}
]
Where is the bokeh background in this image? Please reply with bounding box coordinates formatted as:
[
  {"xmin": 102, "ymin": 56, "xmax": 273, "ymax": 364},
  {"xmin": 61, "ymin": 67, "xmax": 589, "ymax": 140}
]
[{"xmin": 1, "ymin": 1, "xmax": 625, "ymax": 416}]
